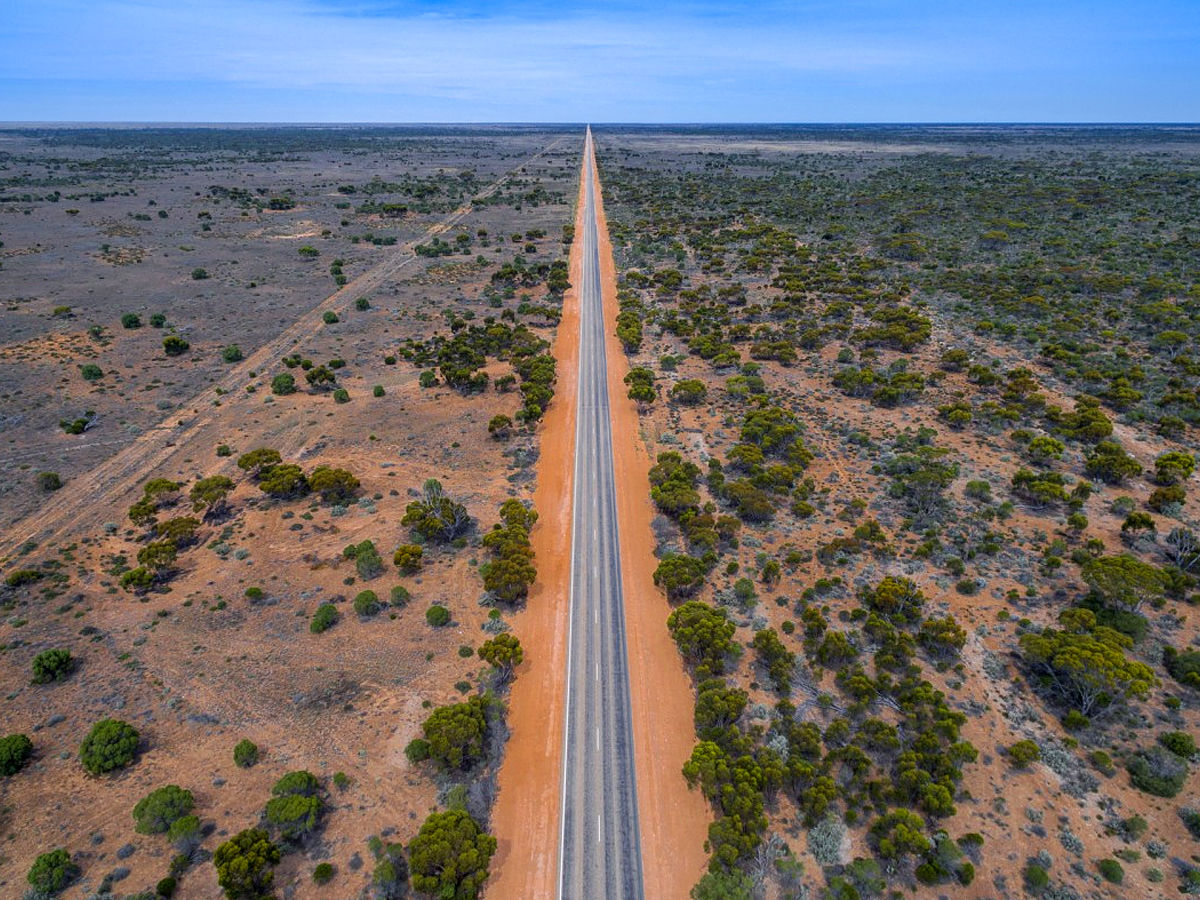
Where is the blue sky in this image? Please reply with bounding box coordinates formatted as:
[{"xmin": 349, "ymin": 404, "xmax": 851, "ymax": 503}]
[{"xmin": 1, "ymin": 0, "xmax": 1197, "ymax": 122}]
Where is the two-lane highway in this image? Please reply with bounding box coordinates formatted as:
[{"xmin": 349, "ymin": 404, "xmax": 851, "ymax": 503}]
[{"xmin": 556, "ymin": 128, "xmax": 645, "ymax": 900}]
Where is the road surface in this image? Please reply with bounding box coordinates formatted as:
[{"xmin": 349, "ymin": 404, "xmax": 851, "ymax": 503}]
[{"xmin": 557, "ymin": 128, "xmax": 645, "ymax": 900}]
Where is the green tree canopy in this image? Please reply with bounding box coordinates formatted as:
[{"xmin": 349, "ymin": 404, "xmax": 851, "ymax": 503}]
[
  {"xmin": 214, "ymin": 828, "xmax": 281, "ymax": 900},
  {"xmin": 408, "ymin": 809, "xmax": 497, "ymax": 900}
]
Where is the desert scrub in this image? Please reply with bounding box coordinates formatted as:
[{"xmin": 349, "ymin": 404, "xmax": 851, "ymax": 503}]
[
  {"xmin": 31, "ymin": 648, "xmax": 75, "ymax": 684},
  {"xmin": 0, "ymin": 733, "xmax": 34, "ymax": 776},
  {"xmin": 1008, "ymin": 739, "xmax": 1041, "ymax": 768},
  {"xmin": 27, "ymin": 848, "xmax": 79, "ymax": 895},
  {"xmin": 426, "ymin": 604, "xmax": 451, "ymax": 627},
  {"xmin": 80, "ymin": 718, "xmax": 139, "ymax": 774},
  {"xmin": 233, "ymin": 738, "xmax": 259, "ymax": 768},
  {"xmin": 310, "ymin": 603, "xmax": 339, "ymax": 634}
]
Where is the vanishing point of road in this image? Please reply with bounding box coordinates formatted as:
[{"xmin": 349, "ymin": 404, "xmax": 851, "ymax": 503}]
[{"xmin": 556, "ymin": 128, "xmax": 645, "ymax": 900}]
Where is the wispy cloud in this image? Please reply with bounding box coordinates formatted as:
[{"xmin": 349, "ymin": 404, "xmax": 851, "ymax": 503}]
[{"xmin": 1, "ymin": 0, "xmax": 1197, "ymax": 120}]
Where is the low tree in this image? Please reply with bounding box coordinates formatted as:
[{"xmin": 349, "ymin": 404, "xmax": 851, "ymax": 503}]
[
  {"xmin": 667, "ymin": 601, "xmax": 739, "ymax": 678},
  {"xmin": 393, "ymin": 544, "xmax": 423, "ymax": 573},
  {"xmin": 421, "ymin": 695, "xmax": 491, "ymax": 771},
  {"xmin": 214, "ymin": 828, "xmax": 281, "ymax": 900},
  {"xmin": 402, "ymin": 479, "xmax": 471, "ymax": 543},
  {"xmin": 237, "ymin": 448, "xmax": 282, "ymax": 478},
  {"xmin": 233, "ymin": 738, "xmax": 259, "ymax": 768},
  {"xmin": 408, "ymin": 809, "xmax": 497, "ymax": 900},
  {"xmin": 1081, "ymin": 554, "xmax": 1166, "ymax": 612},
  {"xmin": 478, "ymin": 634, "xmax": 524, "ymax": 683},
  {"xmin": 31, "ymin": 648, "xmax": 75, "ymax": 684},
  {"xmin": 671, "ymin": 378, "xmax": 709, "ymax": 405},
  {"xmin": 259, "ymin": 464, "xmax": 308, "ymax": 499},
  {"xmin": 0, "ymin": 733, "xmax": 34, "ymax": 776},
  {"xmin": 80, "ymin": 718, "xmax": 139, "ymax": 774},
  {"xmin": 190, "ymin": 475, "xmax": 236, "ymax": 521},
  {"xmin": 1155, "ymin": 451, "xmax": 1196, "ymax": 486},
  {"xmin": 27, "ymin": 848, "xmax": 79, "ymax": 895},
  {"xmin": 265, "ymin": 770, "xmax": 323, "ymax": 842},
  {"xmin": 1020, "ymin": 610, "xmax": 1156, "ymax": 716},
  {"xmin": 133, "ymin": 784, "xmax": 195, "ymax": 834},
  {"xmin": 653, "ymin": 553, "xmax": 708, "ymax": 600}
]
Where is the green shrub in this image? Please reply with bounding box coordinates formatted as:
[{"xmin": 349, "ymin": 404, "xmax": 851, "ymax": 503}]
[
  {"xmin": 31, "ymin": 648, "xmax": 75, "ymax": 684},
  {"xmin": 408, "ymin": 809, "xmax": 496, "ymax": 899},
  {"xmin": 405, "ymin": 738, "xmax": 431, "ymax": 763},
  {"xmin": 313, "ymin": 862, "xmax": 334, "ymax": 884},
  {"xmin": 389, "ymin": 585, "xmax": 412, "ymax": 607},
  {"xmin": 133, "ymin": 784, "xmax": 195, "ymax": 834},
  {"xmin": 270, "ymin": 373, "xmax": 296, "ymax": 395},
  {"xmin": 354, "ymin": 590, "xmax": 381, "ymax": 616},
  {"xmin": 1160, "ymin": 731, "xmax": 1197, "ymax": 758},
  {"xmin": 1008, "ymin": 739, "xmax": 1041, "ymax": 768},
  {"xmin": 265, "ymin": 770, "xmax": 323, "ymax": 841},
  {"xmin": 222, "ymin": 344, "xmax": 243, "ymax": 363},
  {"xmin": 426, "ymin": 605, "xmax": 451, "ymax": 627},
  {"xmin": 163, "ymin": 335, "xmax": 190, "ymax": 356},
  {"xmin": 156, "ymin": 875, "xmax": 177, "ymax": 897},
  {"xmin": 1127, "ymin": 746, "xmax": 1187, "ymax": 797},
  {"xmin": 80, "ymin": 363, "xmax": 104, "ymax": 381},
  {"xmin": 36, "ymin": 470, "xmax": 63, "ymax": 491},
  {"xmin": 1023, "ymin": 863, "xmax": 1049, "ymax": 889},
  {"xmin": 80, "ymin": 718, "xmax": 139, "ymax": 774},
  {"xmin": 214, "ymin": 828, "xmax": 280, "ymax": 900},
  {"xmin": 350, "ymin": 540, "xmax": 384, "ymax": 579},
  {"xmin": 233, "ymin": 738, "xmax": 259, "ymax": 768},
  {"xmin": 322, "ymin": 310, "xmax": 339, "ymax": 324},
  {"xmin": 0, "ymin": 733, "xmax": 34, "ymax": 776},
  {"xmin": 27, "ymin": 848, "xmax": 79, "ymax": 895},
  {"xmin": 310, "ymin": 604, "xmax": 338, "ymax": 634},
  {"xmin": 121, "ymin": 312, "xmax": 142, "ymax": 328},
  {"xmin": 1097, "ymin": 858, "xmax": 1124, "ymax": 884},
  {"xmin": 333, "ymin": 388, "xmax": 350, "ymax": 403},
  {"xmin": 191, "ymin": 267, "xmax": 208, "ymax": 280},
  {"xmin": 393, "ymin": 544, "xmax": 423, "ymax": 573}
]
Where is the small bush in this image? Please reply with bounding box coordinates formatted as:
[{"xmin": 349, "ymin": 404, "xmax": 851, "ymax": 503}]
[
  {"xmin": 313, "ymin": 862, "xmax": 334, "ymax": 884},
  {"xmin": 31, "ymin": 648, "xmax": 75, "ymax": 684},
  {"xmin": 163, "ymin": 335, "xmax": 190, "ymax": 356},
  {"xmin": 333, "ymin": 388, "xmax": 350, "ymax": 403},
  {"xmin": 1159, "ymin": 730, "xmax": 1196, "ymax": 758},
  {"xmin": 121, "ymin": 312, "xmax": 142, "ymax": 329},
  {"xmin": 394, "ymin": 544, "xmax": 423, "ymax": 573},
  {"xmin": 322, "ymin": 310, "xmax": 339, "ymax": 324},
  {"xmin": 80, "ymin": 363, "xmax": 104, "ymax": 381},
  {"xmin": 271, "ymin": 373, "xmax": 297, "ymax": 396},
  {"xmin": 80, "ymin": 718, "xmax": 139, "ymax": 774},
  {"xmin": 405, "ymin": 738, "xmax": 431, "ymax": 763},
  {"xmin": 1127, "ymin": 746, "xmax": 1187, "ymax": 797},
  {"xmin": 233, "ymin": 738, "xmax": 259, "ymax": 768},
  {"xmin": 1097, "ymin": 858, "xmax": 1124, "ymax": 884},
  {"xmin": 222, "ymin": 344, "xmax": 243, "ymax": 363},
  {"xmin": 1008, "ymin": 739, "xmax": 1041, "ymax": 768},
  {"xmin": 156, "ymin": 875, "xmax": 178, "ymax": 897},
  {"xmin": 191, "ymin": 267, "xmax": 208, "ymax": 280},
  {"xmin": 1023, "ymin": 863, "xmax": 1049, "ymax": 889},
  {"xmin": 354, "ymin": 590, "xmax": 381, "ymax": 617},
  {"xmin": 36, "ymin": 471, "xmax": 63, "ymax": 491},
  {"xmin": 0, "ymin": 733, "xmax": 34, "ymax": 776},
  {"xmin": 27, "ymin": 848, "xmax": 79, "ymax": 894},
  {"xmin": 389, "ymin": 585, "xmax": 412, "ymax": 607},
  {"xmin": 133, "ymin": 785, "xmax": 195, "ymax": 834},
  {"xmin": 310, "ymin": 604, "xmax": 339, "ymax": 634},
  {"xmin": 426, "ymin": 605, "xmax": 451, "ymax": 627}
]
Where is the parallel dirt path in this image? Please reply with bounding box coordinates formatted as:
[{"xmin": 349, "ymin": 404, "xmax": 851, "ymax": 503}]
[
  {"xmin": 486, "ymin": 145, "xmax": 583, "ymax": 900},
  {"xmin": 592, "ymin": 149, "xmax": 711, "ymax": 897},
  {"xmin": 0, "ymin": 137, "xmax": 564, "ymax": 563}
]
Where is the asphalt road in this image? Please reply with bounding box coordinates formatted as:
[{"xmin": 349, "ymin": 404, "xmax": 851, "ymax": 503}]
[{"xmin": 557, "ymin": 128, "xmax": 645, "ymax": 900}]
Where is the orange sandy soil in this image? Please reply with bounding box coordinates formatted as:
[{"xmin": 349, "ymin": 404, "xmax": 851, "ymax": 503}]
[
  {"xmin": 592, "ymin": 146, "xmax": 711, "ymax": 897},
  {"xmin": 485, "ymin": 152, "xmax": 583, "ymax": 899}
]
